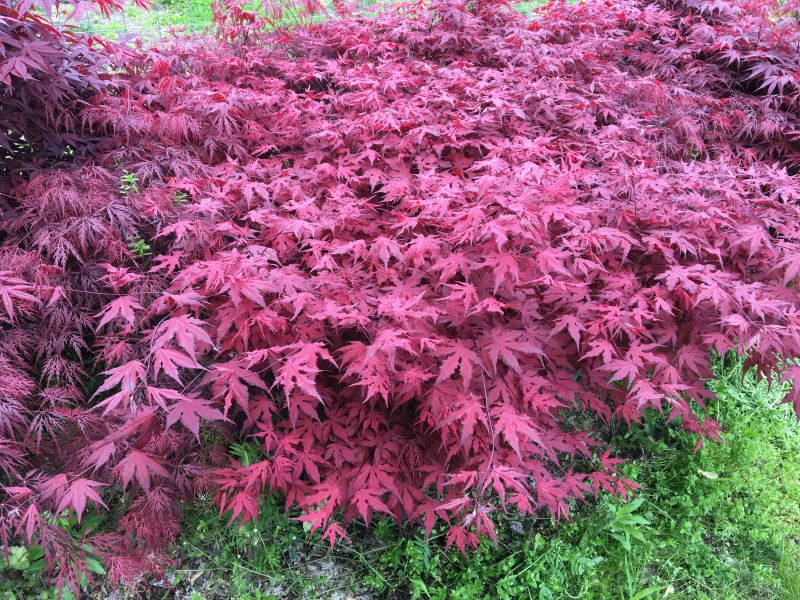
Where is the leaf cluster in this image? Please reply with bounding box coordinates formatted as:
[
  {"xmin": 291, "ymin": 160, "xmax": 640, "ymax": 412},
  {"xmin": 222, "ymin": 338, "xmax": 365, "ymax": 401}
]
[{"xmin": 2, "ymin": 0, "xmax": 800, "ymax": 593}]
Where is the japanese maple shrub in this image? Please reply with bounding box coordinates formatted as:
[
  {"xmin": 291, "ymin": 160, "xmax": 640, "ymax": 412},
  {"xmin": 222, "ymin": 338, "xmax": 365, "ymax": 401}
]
[
  {"xmin": 3, "ymin": 0, "xmax": 800, "ymax": 591},
  {"xmin": 0, "ymin": 0, "xmax": 149, "ymax": 199}
]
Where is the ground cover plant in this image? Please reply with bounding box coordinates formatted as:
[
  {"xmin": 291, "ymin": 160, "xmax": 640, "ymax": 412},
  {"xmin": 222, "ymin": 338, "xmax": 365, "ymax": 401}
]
[{"xmin": 3, "ymin": 0, "xmax": 800, "ymax": 593}]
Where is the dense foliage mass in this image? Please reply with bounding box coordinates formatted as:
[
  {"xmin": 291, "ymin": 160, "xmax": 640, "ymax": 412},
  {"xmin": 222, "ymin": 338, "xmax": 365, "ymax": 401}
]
[
  {"xmin": 0, "ymin": 0, "xmax": 137, "ymax": 197},
  {"xmin": 3, "ymin": 0, "xmax": 800, "ymax": 591}
]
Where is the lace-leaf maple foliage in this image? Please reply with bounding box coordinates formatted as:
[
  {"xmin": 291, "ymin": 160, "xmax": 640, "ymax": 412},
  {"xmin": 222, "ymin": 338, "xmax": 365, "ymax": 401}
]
[
  {"xmin": 0, "ymin": 0, "xmax": 148, "ymax": 193},
  {"xmin": 3, "ymin": 0, "xmax": 800, "ymax": 591}
]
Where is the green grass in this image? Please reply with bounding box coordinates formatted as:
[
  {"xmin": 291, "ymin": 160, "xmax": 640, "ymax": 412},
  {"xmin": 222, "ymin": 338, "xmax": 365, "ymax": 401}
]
[
  {"xmin": 514, "ymin": 0, "xmax": 548, "ymax": 14},
  {"xmin": 174, "ymin": 357, "xmax": 800, "ymax": 599},
  {"xmin": 74, "ymin": 0, "xmax": 550, "ymax": 41},
  {"xmin": 780, "ymin": 542, "xmax": 800, "ymax": 600},
  {"xmin": 75, "ymin": 0, "xmax": 215, "ymax": 40}
]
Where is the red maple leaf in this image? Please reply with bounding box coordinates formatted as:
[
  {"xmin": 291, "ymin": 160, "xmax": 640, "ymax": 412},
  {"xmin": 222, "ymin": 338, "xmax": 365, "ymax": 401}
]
[{"xmin": 115, "ymin": 450, "xmax": 169, "ymax": 492}]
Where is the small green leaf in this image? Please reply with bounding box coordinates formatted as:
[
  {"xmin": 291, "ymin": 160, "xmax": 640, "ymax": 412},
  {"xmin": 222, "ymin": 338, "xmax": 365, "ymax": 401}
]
[
  {"xmin": 85, "ymin": 556, "xmax": 106, "ymax": 575},
  {"xmin": 698, "ymin": 469, "xmax": 719, "ymax": 479},
  {"xmin": 6, "ymin": 546, "xmax": 30, "ymax": 570},
  {"xmin": 630, "ymin": 586, "xmax": 665, "ymax": 600}
]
